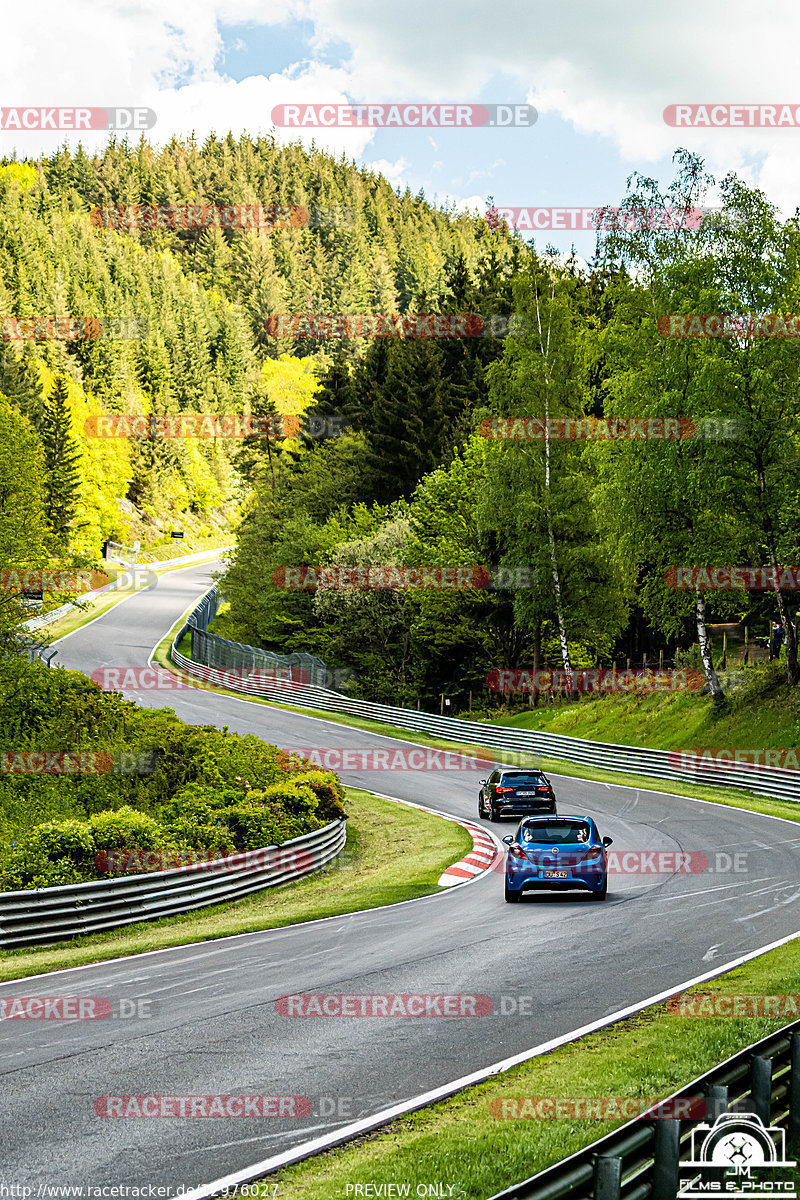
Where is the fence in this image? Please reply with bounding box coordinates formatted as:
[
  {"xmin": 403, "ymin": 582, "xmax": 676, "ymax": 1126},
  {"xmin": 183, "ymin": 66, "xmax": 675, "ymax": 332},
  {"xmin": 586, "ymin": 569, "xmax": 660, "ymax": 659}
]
[
  {"xmin": 489, "ymin": 1023, "xmax": 800, "ymax": 1199},
  {"xmin": 18, "ymin": 637, "xmax": 58, "ymax": 666},
  {"xmin": 0, "ymin": 819, "xmax": 345, "ymax": 949},
  {"xmin": 183, "ymin": 583, "xmax": 330, "ymax": 688},
  {"xmin": 19, "ymin": 546, "xmax": 234, "ymax": 636},
  {"xmin": 104, "ymin": 539, "xmax": 139, "ymax": 567},
  {"xmin": 172, "ymin": 589, "xmax": 800, "ymax": 805}
]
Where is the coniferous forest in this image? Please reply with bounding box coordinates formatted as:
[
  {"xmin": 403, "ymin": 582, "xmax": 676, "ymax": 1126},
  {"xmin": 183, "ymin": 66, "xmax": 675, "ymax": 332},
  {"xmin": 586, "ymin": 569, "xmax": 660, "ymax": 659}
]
[{"xmin": 2, "ymin": 141, "xmax": 800, "ymax": 707}]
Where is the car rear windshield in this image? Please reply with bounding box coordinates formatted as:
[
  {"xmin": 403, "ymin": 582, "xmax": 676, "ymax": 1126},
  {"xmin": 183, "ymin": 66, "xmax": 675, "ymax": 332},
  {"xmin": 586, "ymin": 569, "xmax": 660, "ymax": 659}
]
[
  {"xmin": 500, "ymin": 774, "xmax": 545, "ymax": 787},
  {"xmin": 521, "ymin": 821, "xmax": 591, "ymax": 844}
]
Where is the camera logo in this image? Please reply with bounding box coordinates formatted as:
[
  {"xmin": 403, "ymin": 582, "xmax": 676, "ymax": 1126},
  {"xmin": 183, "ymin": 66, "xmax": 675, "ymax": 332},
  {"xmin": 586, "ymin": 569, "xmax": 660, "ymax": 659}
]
[{"xmin": 678, "ymin": 1112, "xmax": 796, "ymax": 1197}]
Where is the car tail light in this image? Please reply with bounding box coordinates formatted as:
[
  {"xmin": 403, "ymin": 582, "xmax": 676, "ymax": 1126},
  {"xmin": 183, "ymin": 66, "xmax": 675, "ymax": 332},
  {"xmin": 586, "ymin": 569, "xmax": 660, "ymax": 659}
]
[
  {"xmin": 508, "ymin": 844, "xmax": 529, "ymax": 860},
  {"xmin": 579, "ymin": 845, "xmax": 604, "ymax": 871},
  {"xmin": 496, "ymin": 787, "xmax": 514, "ymax": 795},
  {"xmin": 536, "ymin": 787, "xmax": 551, "ymax": 794}
]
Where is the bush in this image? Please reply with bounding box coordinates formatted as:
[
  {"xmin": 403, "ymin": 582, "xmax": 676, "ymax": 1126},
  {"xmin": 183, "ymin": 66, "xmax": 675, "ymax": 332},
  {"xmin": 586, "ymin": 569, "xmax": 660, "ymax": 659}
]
[
  {"xmin": 1, "ymin": 818, "xmax": 97, "ymax": 889},
  {"xmin": 156, "ymin": 784, "xmax": 245, "ymax": 827},
  {"xmin": 162, "ymin": 820, "xmax": 237, "ymax": 857},
  {"xmin": 293, "ymin": 770, "xmax": 347, "ymax": 822},
  {"xmin": 89, "ymin": 807, "xmax": 164, "ymax": 852},
  {"xmin": 21, "ymin": 819, "xmax": 96, "ymax": 868}
]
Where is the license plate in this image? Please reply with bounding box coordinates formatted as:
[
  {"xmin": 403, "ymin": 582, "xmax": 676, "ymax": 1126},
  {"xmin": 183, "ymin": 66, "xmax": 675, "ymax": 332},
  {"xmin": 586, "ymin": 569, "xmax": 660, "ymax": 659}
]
[
  {"xmin": 517, "ymin": 791, "xmax": 536, "ymax": 796},
  {"xmin": 544, "ymin": 870, "xmax": 568, "ymax": 878}
]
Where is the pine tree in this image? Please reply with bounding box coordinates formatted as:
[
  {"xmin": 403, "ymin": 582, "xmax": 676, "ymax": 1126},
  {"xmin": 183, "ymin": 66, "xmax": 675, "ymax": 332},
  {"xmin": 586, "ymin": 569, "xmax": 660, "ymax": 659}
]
[
  {"xmin": 234, "ymin": 381, "xmax": 280, "ymax": 489},
  {"xmin": 0, "ymin": 346, "xmax": 44, "ymax": 424},
  {"xmin": 39, "ymin": 375, "xmax": 81, "ymax": 550},
  {"xmin": 362, "ymin": 339, "xmax": 449, "ymax": 503}
]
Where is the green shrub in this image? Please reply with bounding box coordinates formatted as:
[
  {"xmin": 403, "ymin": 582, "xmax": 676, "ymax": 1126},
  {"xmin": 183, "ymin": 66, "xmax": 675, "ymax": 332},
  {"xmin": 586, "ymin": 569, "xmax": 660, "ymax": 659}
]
[
  {"xmin": 162, "ymin": 820, "xmax": 237, "ymax": 856},
  {"xmin": 294, "ymin": 770, "xmax": 348, "ymax": 821},
  {"xmin": 21, "ymin": 819, "xmax": 96, "ymax": 868},
  {"xmin": 89, "ymin": 807, "xmax": 164, "ymax": 852}
]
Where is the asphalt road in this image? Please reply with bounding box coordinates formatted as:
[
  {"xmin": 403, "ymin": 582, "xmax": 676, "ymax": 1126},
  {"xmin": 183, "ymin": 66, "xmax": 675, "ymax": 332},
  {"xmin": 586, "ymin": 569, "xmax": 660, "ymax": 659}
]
[{"xmin": 2, "ymin": 562, "xmax": 799, "ymax": 1192}]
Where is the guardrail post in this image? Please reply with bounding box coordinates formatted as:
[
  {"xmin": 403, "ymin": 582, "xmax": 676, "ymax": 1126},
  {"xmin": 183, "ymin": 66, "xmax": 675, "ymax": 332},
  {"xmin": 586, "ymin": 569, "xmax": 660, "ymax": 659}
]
[
  {"xmin": 706, "ymin": 1084, "xmax": 728, "ymax": 1120},
  {"xmin": 652, "ymin": 1120, "xmax": 680, "ymax": 1200},
  {"xmin": 751, "ymin": 1055, "xmax": 773, "ymax": 1124},
  {"xmin": 790, "ymin": 1034, "xmax": 800, "ymax": 1143},
  {"xmin": 594, "ymin": 1155, "xmax": 621, "ymax": 1200}
]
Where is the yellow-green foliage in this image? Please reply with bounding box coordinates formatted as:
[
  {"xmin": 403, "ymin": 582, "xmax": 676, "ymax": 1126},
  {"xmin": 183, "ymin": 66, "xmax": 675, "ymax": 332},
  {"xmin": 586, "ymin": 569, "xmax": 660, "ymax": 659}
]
[{"xmin": 263, "ymin": 354, "xmax": 320, "ymax": 415}]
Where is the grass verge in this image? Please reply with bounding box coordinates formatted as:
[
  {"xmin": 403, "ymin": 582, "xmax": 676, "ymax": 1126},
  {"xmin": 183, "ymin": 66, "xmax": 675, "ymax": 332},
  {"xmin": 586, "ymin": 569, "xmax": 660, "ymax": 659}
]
[
  {"xmin": 149, "ymin": 621, "xmax": 800, "ymax": 831},
  {"xmin": 0, "ymin": 789, "xmax": 472, "ymax": 983},
  {"xmin": 252, "ymin": 937, "xmax": 800, "ymax": 1199},
  {"xmin": 37, "ymin": 547, "xmax": 231, "ymax": 643}
]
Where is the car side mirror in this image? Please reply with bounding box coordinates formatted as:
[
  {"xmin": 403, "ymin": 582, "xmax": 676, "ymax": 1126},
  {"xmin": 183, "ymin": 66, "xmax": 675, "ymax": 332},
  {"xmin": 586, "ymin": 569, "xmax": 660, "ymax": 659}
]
[
  {"xmin": 479, "ymin": 779, "xmax": 487, "ymax": 785},
  {"xmin": 602, "ymin": 837, "xmax": 613, "ymax": 847},
  {"xmin": 502, "ymin": 835, "xmax": 514, "ymax": 845}
]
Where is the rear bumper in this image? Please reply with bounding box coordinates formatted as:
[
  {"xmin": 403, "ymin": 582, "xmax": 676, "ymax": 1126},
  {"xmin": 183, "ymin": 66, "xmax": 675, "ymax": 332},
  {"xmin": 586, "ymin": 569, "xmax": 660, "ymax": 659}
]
[
  {"xmin": 507, "ymin": 869, "xmax": 606, "ymax": 894},
  {"xmin": 497, "ymin": 800, "xmax": 555, "ymax": 815}
]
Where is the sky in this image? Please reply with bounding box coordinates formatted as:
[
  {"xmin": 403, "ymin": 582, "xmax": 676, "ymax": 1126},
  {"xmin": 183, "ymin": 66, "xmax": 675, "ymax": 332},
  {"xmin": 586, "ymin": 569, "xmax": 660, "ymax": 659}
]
[{"xmin": 1, "ymin": 0, "xmax": 799, "ymax": 262}]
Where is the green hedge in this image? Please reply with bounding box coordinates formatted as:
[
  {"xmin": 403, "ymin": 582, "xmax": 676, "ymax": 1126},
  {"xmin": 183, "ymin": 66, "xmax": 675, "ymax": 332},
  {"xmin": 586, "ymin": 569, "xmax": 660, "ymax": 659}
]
[{"xmin": 0, "ymin": 665, "xmax": 346, "ymax": 890}]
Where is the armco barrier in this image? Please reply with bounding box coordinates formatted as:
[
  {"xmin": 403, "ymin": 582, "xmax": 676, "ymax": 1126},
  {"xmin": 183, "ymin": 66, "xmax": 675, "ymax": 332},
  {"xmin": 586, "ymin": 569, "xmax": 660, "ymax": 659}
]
[
  {"xmin": 180, "ymin": 583, "xmax": 329, "ymax": 687},
  {"xmin": 20, "ymin": 546, "xmax": 233, "ymax": 635},
  {"xmin": 171, "ymin": 589, "xmax": 800, "ymax": 804},
  {"xmin": 0, "ymin": 820, "xmax": 345, "ymax": 948},
  {"xmin": 488, "ymin": 1022, "xmax": 800, "ymax": 1200}
]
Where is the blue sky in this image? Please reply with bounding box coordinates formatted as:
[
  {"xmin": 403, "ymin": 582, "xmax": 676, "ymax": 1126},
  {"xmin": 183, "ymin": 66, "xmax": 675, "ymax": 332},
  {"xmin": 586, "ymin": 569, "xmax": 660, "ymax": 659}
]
[{"xmin": 1, "ymin": 0, "xmax": 796, "ymax": 263}]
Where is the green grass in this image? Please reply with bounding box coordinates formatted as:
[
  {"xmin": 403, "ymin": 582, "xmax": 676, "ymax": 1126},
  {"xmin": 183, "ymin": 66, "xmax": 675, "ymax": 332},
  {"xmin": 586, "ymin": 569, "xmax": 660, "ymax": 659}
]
[
  {"xmin": 34, "ymin": 545, "xmax": 230, "ymax": 643},
  {"xmin": 478, "ymin": 667, "xmax": 800, "ymax": 752},
  {"xmin": 247, "ymin": 936, "xmax": 800, "ymax": 1199},
  {"xmin": 149, "ymin": 620, "xmax": 800, "ymax": 829},
  {"xmin": 0, "ymin": 789, "xmax": 472, "ymax": 983}
]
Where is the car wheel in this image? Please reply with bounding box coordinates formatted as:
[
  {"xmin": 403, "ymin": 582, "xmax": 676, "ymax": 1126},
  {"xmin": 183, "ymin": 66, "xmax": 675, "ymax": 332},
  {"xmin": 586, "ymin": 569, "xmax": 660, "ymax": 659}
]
[
  {"xmin": 504, "ymin": 879, "xmax": 521, "ymax": 903},
  {"xmin": 592, "ymin": 879, "xmax": 608, "ymax": 901},
  {"xmin": 478, "ymin": 797, "xmax": 485, "ymax": 818},
  {"xmin": 489, "ymin": 801, "xmax": 499, "ymax": 822}
]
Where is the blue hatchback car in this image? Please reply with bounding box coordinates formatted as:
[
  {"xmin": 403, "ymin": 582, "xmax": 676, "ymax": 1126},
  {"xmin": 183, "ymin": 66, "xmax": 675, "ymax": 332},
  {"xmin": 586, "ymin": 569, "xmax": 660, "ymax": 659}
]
[{"xmin": 503, "ymin": 815, "xmax": 613, "ymax": 903}]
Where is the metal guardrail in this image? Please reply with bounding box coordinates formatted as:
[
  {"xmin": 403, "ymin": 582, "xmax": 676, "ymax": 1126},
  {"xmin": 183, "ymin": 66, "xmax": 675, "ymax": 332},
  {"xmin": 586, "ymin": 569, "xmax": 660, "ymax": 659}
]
[
  {"xmin": 171, "ymin": 589, "xmax": 800, "ymax": 805},
  {"xmin": 489, "ymin": 1022, "xmax": 800, "ymax": 1200},
  {"xmin": 18, "ymin": 637, "xmax": 58, "ymax": 666},
  {"xmin": 19, "ymin": 547, "xmax": 233, "ymax": 636},
  {"xmin": 105, "ymin": 539, "xmax": 139, "ymax": 567},
  {"xmin": 183, "ymin": 583, "xmax": 330, "ymax": 688},
  {"xmin": 0, "ymin": 819, "xmax": 345, "ymax": 948}
]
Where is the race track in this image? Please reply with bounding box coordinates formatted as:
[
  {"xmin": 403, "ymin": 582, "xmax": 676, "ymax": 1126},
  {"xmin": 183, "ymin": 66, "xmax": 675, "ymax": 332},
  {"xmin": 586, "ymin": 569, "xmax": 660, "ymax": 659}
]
[{"xmin": 2, "ymin": 562, "xmax": 799, "ymax": 1191}]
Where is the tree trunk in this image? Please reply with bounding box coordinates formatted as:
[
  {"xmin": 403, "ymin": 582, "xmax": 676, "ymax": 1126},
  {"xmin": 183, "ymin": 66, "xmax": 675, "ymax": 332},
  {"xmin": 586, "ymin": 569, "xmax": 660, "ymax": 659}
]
[
  {"xmin": 543, "ymin": 351, "xmax": 577, "ymax": 700},
  {"xmin": 532, "ymin": 620, "xmax": 541, "ymax": 708},
  {"xmin": 755, "ymin": 455, "xmax": 799, "ymax": 683},
  {"xmin": 696, "ymin": 588, "xmax": 724, "ymax": 704}
]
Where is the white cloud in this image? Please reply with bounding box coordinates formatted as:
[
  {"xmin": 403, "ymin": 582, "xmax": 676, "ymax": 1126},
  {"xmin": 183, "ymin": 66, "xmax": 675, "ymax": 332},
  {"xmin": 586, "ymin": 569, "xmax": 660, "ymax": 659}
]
[
  {"xmin": 2, "ymin": 0, "xmax": 800, "ymax": 214},
  {"xmin": 365, "ymin": 157, "xmax": 411, "ymax": 186}
]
